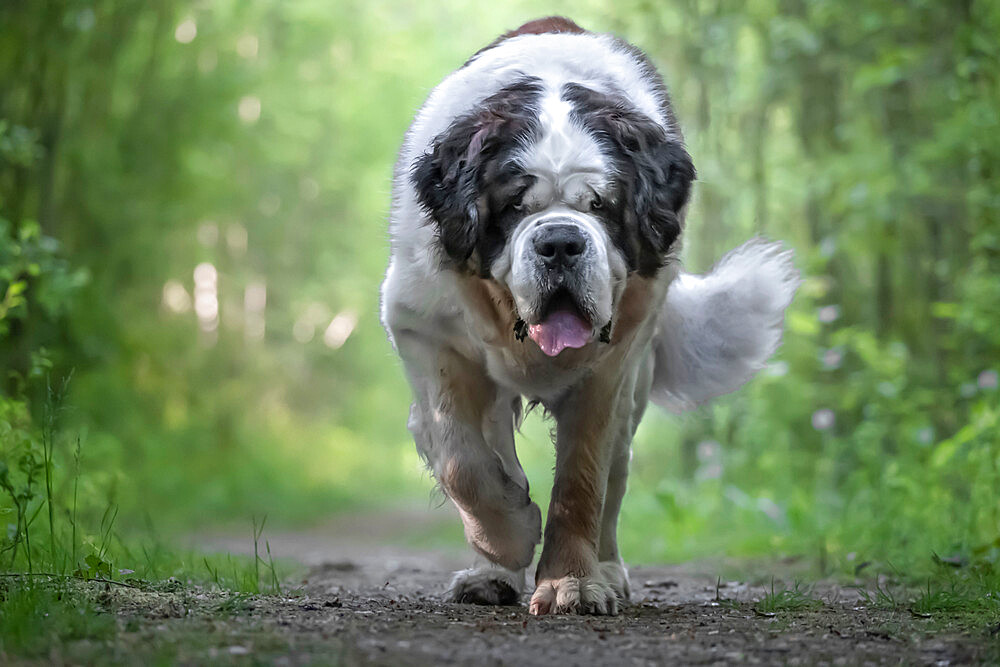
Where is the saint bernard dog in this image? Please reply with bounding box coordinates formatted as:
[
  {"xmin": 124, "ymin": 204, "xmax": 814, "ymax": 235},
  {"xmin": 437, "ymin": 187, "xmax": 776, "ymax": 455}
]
[{"xmin": 381, "ymin": 17, "xmax": 799, "ymax": 615}]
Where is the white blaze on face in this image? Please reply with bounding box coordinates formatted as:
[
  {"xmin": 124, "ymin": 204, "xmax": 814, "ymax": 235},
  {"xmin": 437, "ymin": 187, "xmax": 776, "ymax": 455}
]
[{"xmin": 519, "ymin": 89, "xmax": 609, "ymax": 196}]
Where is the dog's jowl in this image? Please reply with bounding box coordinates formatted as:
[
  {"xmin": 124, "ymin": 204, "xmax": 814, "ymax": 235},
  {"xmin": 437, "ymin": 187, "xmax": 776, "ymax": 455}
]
[{"xmin": 381, "ymin": 16, "xmax": 799, "ymax": 616}]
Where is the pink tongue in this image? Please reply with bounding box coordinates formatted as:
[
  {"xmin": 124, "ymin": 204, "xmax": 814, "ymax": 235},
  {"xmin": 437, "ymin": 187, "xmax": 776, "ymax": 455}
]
[{"xmin": 528, "ymin": 310, "xmax": 592, "ymax": 357}]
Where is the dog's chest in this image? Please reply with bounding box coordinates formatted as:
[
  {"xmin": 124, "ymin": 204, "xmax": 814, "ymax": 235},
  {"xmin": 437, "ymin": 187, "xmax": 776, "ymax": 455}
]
[{"xmin": 482, "ymin": 344, "xmax": 595, "ymax": 402}]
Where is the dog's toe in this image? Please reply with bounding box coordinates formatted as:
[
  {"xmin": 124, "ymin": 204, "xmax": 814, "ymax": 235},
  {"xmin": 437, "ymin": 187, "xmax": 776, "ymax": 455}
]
[{"xmin": 530, "ymin": 575, "xmax": 621, "ymax": 616}]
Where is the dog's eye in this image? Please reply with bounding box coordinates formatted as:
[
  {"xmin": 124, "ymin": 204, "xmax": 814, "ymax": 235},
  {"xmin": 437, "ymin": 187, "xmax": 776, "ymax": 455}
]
[
  {"xmin": 590, "ymin": 194, "xmax": 603, "ymax": 211},
  {"xmin": 512, "ymin": 188, "xmax": 529, "ymax": 211}
]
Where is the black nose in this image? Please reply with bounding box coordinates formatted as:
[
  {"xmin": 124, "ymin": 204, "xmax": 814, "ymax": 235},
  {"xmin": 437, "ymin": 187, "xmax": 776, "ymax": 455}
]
[{"xmin": 532, "ymin": 224, "xmax": 587, "ymax": 269}]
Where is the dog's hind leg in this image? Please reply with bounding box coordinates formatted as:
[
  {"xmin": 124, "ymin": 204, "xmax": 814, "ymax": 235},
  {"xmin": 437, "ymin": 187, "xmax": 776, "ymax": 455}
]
[
  {"xmin": 393, "ymin": 329, "xmax": 541, "ymax": 601},
  {"xmin": 595, "ymin": 354, "xmax": 652, "ymax": 604}
]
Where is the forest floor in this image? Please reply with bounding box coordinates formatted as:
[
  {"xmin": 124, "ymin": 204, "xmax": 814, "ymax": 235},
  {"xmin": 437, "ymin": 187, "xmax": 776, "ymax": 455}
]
[{"xmin": 13, "ymin": 506, "xmax": 1000, "ymax": 665}]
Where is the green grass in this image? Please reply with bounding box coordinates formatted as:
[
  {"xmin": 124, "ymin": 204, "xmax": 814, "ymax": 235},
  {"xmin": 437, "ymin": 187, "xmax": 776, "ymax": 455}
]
[
  {"xmin": 0, "ymin": 378, "xmax": 302, "ymax": 660},
  {"xmin": 0, "ymin": 579, "xmax": 116, "ymax": 657},
  {"xmin": 910, "ymin": 574, "xmax": 1000, "ymax": 620},
  {"xmin": 754, "ymin": 579, "xmax": 824, "ymax": 614},
  {"xmin": 847, "ymin": 559, "xmax": 1000, "ymax": 637},
  {"xmin": 0, "ymin": 528, "xmax": 299, "ymax": 661},
  {"xmin": 856, "ymin": 579, "xmax": 901, "ymax": 610}
]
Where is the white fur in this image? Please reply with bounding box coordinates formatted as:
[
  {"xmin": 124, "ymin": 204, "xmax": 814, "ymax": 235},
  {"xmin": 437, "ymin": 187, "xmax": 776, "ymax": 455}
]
[
  {"xmin": 649, "ymin": 239, "xmax": 801, "ymax": 411},
  {"xmin": 517, "ymin": 88, "xmax": 609, "ymax": 191}
]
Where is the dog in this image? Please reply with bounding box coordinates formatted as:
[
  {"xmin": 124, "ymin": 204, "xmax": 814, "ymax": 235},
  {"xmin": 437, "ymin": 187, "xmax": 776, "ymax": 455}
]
[{"xmin": 380, "ymin": 17, "xmax": 799, "ymax": 616}]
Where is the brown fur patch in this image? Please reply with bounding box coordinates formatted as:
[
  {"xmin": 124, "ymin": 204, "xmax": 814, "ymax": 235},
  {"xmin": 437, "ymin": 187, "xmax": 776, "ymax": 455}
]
[
  {"xmin": 610, "ymin": 275, "xmax": 657, "ymax": 346},
  {"xmin": 441, "ymin": 455, "xmax": 480, "ymax": 508},
  {"xmin": 497, "ymin": 16, "xmax": 587, "ymax": 40},
  {"xmin": 531, "ymin": 276, "xmax": 663, "ymax": 582},
  {"xmin": 536, "ymin": 368, "xmax": 627, "ymax": 581},
  {"xmin": 455, "ymin": 276, "xmax": 520, "ymax": 346},
  {"xmin": 469, "ymin": 17, "xmax": 588, "ymax": 63},
  {"xmin": 437, "ymin": 346, "xmax": 496, "ymax": 427}
]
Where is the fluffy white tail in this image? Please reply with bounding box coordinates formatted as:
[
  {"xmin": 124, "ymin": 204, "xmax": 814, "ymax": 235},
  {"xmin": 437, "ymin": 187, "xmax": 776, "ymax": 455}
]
[{"xmin": 650, "ymin": 239, "xmax": 800, "ymax": 411}]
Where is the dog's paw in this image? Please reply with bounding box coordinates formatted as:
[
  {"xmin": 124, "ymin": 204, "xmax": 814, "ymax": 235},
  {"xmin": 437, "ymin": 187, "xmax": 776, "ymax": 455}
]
[
  {"xmin": 598, "ymin": 559, "xmax": 631, "ymax": 602},
  {"xmin": 528, "ymin": 575, "xmax": 620, "ymax": 616},
  {"xmin": 447, "ymin": 567, "xmax": 524, "ymax": 606}
]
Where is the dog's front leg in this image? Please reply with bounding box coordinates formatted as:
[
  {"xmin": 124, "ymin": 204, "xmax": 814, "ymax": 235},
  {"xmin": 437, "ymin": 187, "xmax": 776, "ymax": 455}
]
[
  {"xmin": 530, "ymin": 370, "xmax": 632, "ymax": 616},
  {"xmin": 392, "ymin": 329, "xmax": 541, "ymax": 603}
]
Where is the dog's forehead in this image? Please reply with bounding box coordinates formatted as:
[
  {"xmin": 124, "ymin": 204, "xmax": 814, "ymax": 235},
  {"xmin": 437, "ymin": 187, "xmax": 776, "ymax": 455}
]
[
  {"xmin": 406, "ymin": 33, "xmax": 669, "ymax": 164},
  {"xmin": 515, "ymin": 87, "xmax": 610, "ymax": 196}
]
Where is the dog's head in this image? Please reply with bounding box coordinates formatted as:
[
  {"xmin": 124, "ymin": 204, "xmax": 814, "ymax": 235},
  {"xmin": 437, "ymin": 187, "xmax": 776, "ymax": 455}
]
[{"xmin": 412, "ymin": 77, "xmax": 695, "ymax": 356}]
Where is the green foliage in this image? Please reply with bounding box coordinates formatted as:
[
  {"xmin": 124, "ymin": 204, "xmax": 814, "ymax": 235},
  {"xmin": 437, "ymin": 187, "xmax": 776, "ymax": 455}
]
[
  {"xmin": 852, "ymin": 558, "xmax": 1000, "ymax": 633},
  {"xmin": 200, "ymin": 515, "xmax": 285, "ymax": 595},
  {"xmin": 610, "ymin": 0, "xmax": 1000, "ymax": 581},
  {"xmin": 911, "ymin": 557, "xmax": 1000, "ymax": 620},
  {"xmin": 0, "ymin": 218, "xmax": 87, "ymax": 369},
  {"xmin": 0, "ymin": 366, "xmax": 293, "ymax": 597}
]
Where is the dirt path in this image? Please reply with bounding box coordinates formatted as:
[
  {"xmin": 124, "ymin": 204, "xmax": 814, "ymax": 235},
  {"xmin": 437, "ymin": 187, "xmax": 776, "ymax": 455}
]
[{"xmin": 106, "ymin": 507, "xmax": 997, "ymax": 665}]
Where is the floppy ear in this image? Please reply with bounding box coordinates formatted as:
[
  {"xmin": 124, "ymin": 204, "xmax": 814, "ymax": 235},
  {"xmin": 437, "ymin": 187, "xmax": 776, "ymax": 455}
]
[
  {"xmin": 637, "ymin": 137, "xmax": 695, "ymax": 252},
  {"xmin": 411, "ymin": 116, "xmax": 499, "ymax": 263},
  {"xmin": 412, "ymin": 78, "xmax": 543, "ymax": 266},
  {"xmin": 604, "ymin": 113, "xmax": 695, "ymax": 255}
]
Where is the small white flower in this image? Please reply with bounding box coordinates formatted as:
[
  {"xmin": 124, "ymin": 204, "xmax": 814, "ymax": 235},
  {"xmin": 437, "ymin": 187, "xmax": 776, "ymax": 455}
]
[
  {"xmin": 812, "ymin": 408, "xmax": 835, "ymax": 431},
  {"xmin": 877, "ymin": 382, "xmax": 898, "ymax": 398},
  {"xmin": 175, "ymin": 18, "xmax": 197, "ymax": 44},
  {"xmin": 817, "ymin": 305, "xmax": 840, "ymax": 323},
  {"xmin": 696, "ymin": 440, "xmax": 720, "ymax": 462},
  {"xmin": 238, "ymin": 95, "xmax": 262, "ymax": 124},
  {"xmin": 978, "ymin": 370, "xmax": 998, "ymax": 390},
  {"xmin": 819, "ymin": 236, "xmax": 837, "ymax": 258},
  {"xmin": 821, "ymin": 348, "xmax": 843, "ymax": 370}
]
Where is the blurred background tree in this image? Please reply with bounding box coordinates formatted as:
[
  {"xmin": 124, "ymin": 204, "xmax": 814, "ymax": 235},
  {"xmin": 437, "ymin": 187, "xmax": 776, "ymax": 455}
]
[{"xmin": 1, "ymin": 0, "xmax": 998, "ymax": 571}]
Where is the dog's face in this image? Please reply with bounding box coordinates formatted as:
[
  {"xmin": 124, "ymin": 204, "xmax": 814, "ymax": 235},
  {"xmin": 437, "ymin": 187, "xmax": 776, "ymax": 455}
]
[{"xmin": 412, "ymin": 77, "xmax": 695, "ymax": 356}]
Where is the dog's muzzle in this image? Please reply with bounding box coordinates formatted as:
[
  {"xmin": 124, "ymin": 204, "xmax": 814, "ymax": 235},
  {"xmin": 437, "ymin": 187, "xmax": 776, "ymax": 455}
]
[
  {"xmin": 507, "ymin": 211, "xmax": 617, "ymax": 355},
  {"xmin": 510, "ymin": 217, "xmax": 610, "ymax": 356}
]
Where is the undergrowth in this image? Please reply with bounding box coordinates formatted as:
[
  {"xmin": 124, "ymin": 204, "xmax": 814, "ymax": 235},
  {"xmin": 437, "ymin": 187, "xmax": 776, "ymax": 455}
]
[
  {"xmin": 854, "ymin": 558, "xmax": 1000, "ymax": 632},
  {"xmin": 0, "ymin": 374, "xmax": 292, "ymax": 658}
]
